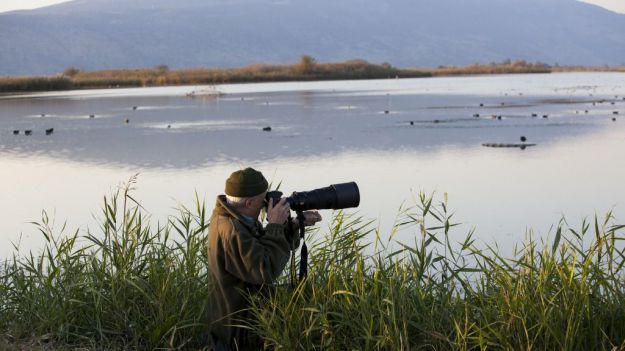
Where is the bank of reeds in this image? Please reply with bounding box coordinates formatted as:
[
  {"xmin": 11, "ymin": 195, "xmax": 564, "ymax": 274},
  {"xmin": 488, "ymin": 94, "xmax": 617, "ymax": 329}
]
[
  {"xmin": 427, "ymin": 60, "xmax": 552, "ymax": 76},
  {"xmin": 249, "ymin": 194, "xmax": 625, "ymax": 350},
  {"xmin": 0, "ymin": 58, "xmax": 561, "ymax": 94},
  {"xmin": 0, "ymin": 178, "xmax": 211, "ymax": 349},
  {"xmin": 0, "ymin": 59, "xmax": 420, "ymax": 94},
  {"xmin": 552, "ymin": 65, "xmax": 625, "ymax": 73},
  {"xmin": 0, "ymin": 76, "xmax": 73, "ymax": 93},
  {"xmin": 1, "ymin": 182, "xmax": 625, "ymax": 350}
]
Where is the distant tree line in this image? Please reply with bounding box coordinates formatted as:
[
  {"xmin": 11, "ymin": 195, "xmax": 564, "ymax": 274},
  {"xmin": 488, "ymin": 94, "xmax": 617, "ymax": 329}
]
[
  {"xmin": 428, "ymin": 59, "xmax": 552, "ymax": 76},
  {"xmin": 1, "ymin": 56, "xmax": 621, "ymax": 94}
]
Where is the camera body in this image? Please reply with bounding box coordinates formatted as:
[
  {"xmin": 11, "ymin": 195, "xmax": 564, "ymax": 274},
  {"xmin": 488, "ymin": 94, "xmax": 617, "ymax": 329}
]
[{"xmin": 265, "ymin": 182, "xmax": 360, "ymax": 212}]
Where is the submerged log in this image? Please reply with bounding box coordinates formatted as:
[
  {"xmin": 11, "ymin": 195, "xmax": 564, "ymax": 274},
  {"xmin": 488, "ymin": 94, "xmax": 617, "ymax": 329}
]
[{"xmin": 482, "ymin": 143, "xmax": 536, "ymax": 148}]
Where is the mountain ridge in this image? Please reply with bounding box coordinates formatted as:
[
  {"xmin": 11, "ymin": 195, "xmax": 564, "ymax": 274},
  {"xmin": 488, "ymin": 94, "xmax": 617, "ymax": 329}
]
[{"xmin": 1, "ymin": 0, "xmax": 624, "ymax": 75}]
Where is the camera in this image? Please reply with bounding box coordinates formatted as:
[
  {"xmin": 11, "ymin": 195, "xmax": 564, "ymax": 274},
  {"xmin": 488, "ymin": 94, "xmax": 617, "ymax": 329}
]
[{"xmin": 265, "ymin": 182, "xmax": 360, "ymax": 212}]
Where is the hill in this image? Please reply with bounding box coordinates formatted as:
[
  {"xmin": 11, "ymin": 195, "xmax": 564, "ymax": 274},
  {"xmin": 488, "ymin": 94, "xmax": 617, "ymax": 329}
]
[{"xmin": 1, "ymin": 0, "xmax": 624, "ymax": 75}]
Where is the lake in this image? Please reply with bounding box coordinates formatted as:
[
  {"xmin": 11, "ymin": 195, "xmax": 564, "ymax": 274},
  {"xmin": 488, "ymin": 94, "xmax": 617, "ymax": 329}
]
[{"xmin": 1, "ymin": 72, "xmax": 624, "ymax": 258}]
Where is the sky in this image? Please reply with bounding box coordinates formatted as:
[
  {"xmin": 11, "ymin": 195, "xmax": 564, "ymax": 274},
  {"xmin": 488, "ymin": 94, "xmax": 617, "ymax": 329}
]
[
  {"xmin": 0, "ymin": 0, "xmax": 72, "ymax": 13},
  {"xmin": 1, "ymin": 0, "xmax": 625, "ymax": 13},
  {"xmin": 579, "ymin": 0, "xmax": 625, "ymax": 13}
]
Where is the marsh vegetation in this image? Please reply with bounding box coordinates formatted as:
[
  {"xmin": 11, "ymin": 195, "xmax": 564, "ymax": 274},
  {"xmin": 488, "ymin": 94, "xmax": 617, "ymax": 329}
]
[
  {"xmin": 0, "ymin": 57, "xmax": 560, "ymax": 93},
  {"xmin": 1, "ymin": 179, "xmax": 624, "ymax": 350}
]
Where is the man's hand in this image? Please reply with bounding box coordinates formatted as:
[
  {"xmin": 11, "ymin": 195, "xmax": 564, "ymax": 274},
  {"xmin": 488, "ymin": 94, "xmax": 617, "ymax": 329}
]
[{"xmin": 267, "ymin": 198, "xmax": 290, "ymax": 224}]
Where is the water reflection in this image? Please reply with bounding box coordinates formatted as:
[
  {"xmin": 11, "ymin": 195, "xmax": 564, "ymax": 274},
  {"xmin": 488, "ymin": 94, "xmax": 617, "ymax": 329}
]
[
  {"xmin": 2, "ymin": 125, "xmax": 624, "ymax": 258},
  {"xmin": 0, "ymin": 92, "xmax": 616, "ymax": 167},
  {"xmin": 1, "ymin": 73, "xmax": 624, "ymax": 257}
]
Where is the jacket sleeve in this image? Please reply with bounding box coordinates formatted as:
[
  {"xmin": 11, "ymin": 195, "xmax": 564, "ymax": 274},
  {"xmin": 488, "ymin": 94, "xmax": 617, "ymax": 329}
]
[{"xmin": 223, "ymin": 222, "xmax": 291, "ymax": 285}]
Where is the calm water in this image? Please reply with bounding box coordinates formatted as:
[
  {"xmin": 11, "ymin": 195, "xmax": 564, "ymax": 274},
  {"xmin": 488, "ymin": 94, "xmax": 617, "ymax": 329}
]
[{"xmin": 1, "ymin": 72, "xmax": 624, "ymax": 257}]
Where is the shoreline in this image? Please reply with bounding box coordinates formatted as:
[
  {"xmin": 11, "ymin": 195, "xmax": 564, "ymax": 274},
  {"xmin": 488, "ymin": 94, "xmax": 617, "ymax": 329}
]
[
  {"xmin": 0, "ymin": 58, "xmax": 564, "ymax": 94},
  {"xmin": 4, "ymin": 65, "xmax": 624, "ymax": 96},
  {"xmin": 4, "ymin": 58, "xmax": 623, "ymax": 96},
  {"xmin": 2, "ymin": 71, "xmax": 622, "ymax": 101}
]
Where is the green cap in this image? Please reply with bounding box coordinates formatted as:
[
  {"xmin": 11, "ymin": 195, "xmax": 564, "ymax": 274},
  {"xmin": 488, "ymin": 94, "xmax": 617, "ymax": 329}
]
[{"xmin": 225, "ymin": 167, "xmax": 268, "ymax": 197}]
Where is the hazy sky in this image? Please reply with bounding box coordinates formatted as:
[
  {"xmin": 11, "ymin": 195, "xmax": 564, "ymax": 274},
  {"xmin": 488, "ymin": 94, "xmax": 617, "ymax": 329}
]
[
  {"xmin": 1, "ymin": 0, "xmax": 625, "ymax": 13},
  {"xmin": 0, "ymin": 0, "xmax": 72, "ymax": 13},
  {"xmin": 578, "ymin": 0, "xmax": 625, "ymax": 13}
]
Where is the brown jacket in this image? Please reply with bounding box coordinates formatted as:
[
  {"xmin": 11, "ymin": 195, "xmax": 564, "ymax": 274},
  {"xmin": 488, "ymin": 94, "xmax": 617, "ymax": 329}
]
[{"xmin": 207, "ymin": 195, "xmax": 296, "ymax": 350}]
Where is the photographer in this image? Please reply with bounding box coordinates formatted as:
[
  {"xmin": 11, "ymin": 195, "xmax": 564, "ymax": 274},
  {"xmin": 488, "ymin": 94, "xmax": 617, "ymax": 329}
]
[{"xmin": 207, "ymin": 167, "xmax": 321, "ymax": 351}]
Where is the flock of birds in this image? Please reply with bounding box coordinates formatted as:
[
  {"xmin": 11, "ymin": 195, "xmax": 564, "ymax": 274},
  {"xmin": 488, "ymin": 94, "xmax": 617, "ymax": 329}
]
[
  {"xmin": 400, "ymin": 94, "xmax": 622, "ymax": 149},
  {"xmin": 12, "ymin": 127, "xmax": 54, "ymax": 136},
  {"xmin": 10, "ymin": 106, "xmax": 142, "ymax": 136},
  {"xmin": 401, "ymin": 96, "xmax": 622, "ymax": 127},
  {"xmin": 8, "ymin": 93, "xmax": 623, "ymax": 140}
]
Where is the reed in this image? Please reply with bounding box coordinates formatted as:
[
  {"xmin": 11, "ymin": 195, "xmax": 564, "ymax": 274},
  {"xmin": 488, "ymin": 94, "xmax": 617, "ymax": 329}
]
[
  {"xmin": 0, "ymin": 76, "xmax": 72, "ymax": 93},
  {"xmin": 0, "ymin": 177, "xmax": 211, "ymax": 349},
  {"xmin": 0, "ymin": 58, "xmax": 549, "ymax": 94},
  {"xmin": 425, "ymin": 60, "xmax": 552, "ymax": 76},
  {"xmin": 247, "ymin": 193, "xmax": 625, "ymax": 350},
  {"xmin": 1, "ymin": 183, "xmax": 624, "ymax": 350},
  {"xmin": 0, "ymin": 59, "xmax": 415, "ymax": 93}
]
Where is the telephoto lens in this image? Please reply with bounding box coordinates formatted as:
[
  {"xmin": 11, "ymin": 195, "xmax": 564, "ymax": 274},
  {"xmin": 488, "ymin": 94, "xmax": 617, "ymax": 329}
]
[{"xmin": 265, "ymin": 182, "xmax": 360, "ymax": 211}]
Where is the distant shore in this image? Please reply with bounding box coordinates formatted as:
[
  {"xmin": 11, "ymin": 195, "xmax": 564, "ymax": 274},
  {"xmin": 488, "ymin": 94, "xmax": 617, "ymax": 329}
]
[{"xmin": 1, "ymin": 57, "xmax": 622, "ymax": 94}]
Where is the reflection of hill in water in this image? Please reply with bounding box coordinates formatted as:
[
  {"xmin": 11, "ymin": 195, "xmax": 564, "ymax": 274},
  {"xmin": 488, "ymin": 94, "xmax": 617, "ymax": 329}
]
[{"xmin": 1, "ymin": 82, "xmax": 623, "ymax": 169}]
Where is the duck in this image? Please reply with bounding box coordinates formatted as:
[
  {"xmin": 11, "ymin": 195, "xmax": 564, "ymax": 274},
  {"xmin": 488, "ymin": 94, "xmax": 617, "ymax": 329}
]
[
  {"xmin": 45, "ymin": 128, "xmax": 54, "ymax": 135},
  {"xmin": 262, "ymin": 126, "xmax": 272, "ymax": 132},
  {"xmin": 25, "ymin": 130, "xmax": 32, "ymax": 135},
  {"xmin": 13, "ymin": 130, "xmax": 19, "ymax": 135}
]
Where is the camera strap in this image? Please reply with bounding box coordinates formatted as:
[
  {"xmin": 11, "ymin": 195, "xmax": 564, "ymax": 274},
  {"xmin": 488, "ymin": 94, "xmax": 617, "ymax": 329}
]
[
  {"xmin": 287, "ymin": 215, "xmax": 296, "ymax": 288},
  {"xmin": 287, "ymin": 211, "xmax": 309, "ymax": 288},
  {"xmin": 296, "ymin": 210, "xmax": 308, "ymax": 282}
]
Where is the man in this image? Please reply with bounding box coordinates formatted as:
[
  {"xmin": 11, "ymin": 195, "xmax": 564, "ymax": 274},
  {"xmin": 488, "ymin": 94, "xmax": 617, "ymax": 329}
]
[{"xmin": 207, "ymin": 167, "xmax": 321, "ymax": 350}]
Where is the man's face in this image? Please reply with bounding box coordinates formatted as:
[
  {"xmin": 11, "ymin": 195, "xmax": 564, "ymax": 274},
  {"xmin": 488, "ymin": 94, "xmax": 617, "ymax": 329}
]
[{"xmin": 245, "ymin": 191, "xmax": 267, "ymax": 218}]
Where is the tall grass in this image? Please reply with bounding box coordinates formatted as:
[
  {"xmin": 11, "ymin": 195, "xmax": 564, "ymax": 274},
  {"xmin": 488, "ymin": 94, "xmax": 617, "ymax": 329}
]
[
  {"xmin": 0, "ymin": 58, "xmax": 561, "ymax": 94},
  {"xmin": 248, "ymin": 193, "xmax": 625, "ymax": 350},
  {"xmin": 426, "ymin": 60, "xmax": 552, "ymax": 76},
  {"xmin": 1, "ymin": 184, "xmax": 624, "ymax": 349},
  {"xmin": 0, "ymin": 178, "xmax": 210, "ymax": 349},
  {"xmin": 0, "ymin": 59, "xmax": 415, "ymax": 93},
  {"xmin": 0, "ymin": 76, "xmax": 72, "ymax": 93},
  {"xmin": 4, "ymin": 59, "xmax": 625, "ymax": 95}
]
